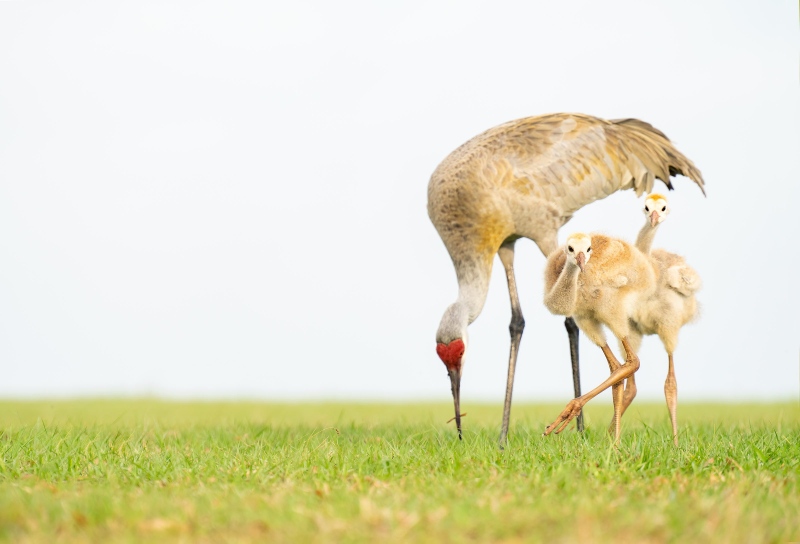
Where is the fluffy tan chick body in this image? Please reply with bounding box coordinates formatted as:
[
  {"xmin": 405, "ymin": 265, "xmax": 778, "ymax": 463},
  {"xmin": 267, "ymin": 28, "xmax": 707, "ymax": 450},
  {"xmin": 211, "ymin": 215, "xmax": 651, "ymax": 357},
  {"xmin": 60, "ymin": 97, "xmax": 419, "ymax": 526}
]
[{"xmin": 633, "ymin": 250, "xmax": 701, "ymax": 352}]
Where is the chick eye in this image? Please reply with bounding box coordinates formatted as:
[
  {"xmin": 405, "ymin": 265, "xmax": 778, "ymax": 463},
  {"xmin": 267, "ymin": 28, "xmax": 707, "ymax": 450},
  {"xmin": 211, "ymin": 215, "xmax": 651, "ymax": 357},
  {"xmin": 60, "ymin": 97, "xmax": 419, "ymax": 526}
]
[
  {"xmin": 645, "ymin": 205, "xmax": 649, "ymax": 212},
  {"xmin": 587, "ymin": 247, "xmax": 591, "ymax": 253},
  {"xmin": 661, "ymin": 206, "xmax": 666, "ymax": 212},
  {"xmin": 568, "ymin": 246, "xmax": 574, "ymax": 252}
]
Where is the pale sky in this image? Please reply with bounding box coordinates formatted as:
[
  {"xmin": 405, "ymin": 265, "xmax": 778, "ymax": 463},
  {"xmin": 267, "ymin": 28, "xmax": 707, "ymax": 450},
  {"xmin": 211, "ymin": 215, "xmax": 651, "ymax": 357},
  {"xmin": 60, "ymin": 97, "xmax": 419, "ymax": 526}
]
[{"xmin": 0, "ymin": 1, "xmax": 798, "ymax": 405}]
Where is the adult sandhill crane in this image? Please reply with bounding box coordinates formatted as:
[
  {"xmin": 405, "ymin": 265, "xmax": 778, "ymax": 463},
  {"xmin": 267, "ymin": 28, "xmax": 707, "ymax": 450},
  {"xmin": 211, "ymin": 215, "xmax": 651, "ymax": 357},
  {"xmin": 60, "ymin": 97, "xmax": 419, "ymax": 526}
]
[
  {"xmin": 542, "ymin": 232, "xmax": 658, "ymax": 442},
  {"xmin": 427, "ymin": 113, "xmax": 704, "ymax": 446}
]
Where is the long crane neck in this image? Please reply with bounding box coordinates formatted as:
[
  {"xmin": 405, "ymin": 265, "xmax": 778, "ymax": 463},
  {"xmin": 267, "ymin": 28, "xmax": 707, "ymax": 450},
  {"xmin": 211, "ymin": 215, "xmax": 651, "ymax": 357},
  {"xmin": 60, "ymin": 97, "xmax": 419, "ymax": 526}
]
[
  {"xmin": 635, "ymin": 220, "xmax": 659, "ymax": 254},
  {"xmin": 544, "ymin": 260, "xmax": 580, "ymax": 316},
  {"xmin": 435, "ymin": 262, "xmax": 491, "ymax": 344}
]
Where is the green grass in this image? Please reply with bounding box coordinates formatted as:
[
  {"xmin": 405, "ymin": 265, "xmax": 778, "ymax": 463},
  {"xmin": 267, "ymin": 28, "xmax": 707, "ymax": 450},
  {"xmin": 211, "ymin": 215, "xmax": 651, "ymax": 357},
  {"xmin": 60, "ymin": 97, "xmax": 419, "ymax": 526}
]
[{"xmin": 0, "ymin": 400, "xmax": 798, "ymax": 543}]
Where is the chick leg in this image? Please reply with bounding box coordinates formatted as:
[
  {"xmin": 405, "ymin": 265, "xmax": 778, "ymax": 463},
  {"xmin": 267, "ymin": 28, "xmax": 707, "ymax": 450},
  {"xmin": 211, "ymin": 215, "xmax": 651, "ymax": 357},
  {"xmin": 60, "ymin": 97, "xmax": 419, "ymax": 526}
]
[
  {"xmin": 664, "ymin": 353, "xmax": 678, "ymax": 446},
  {"xmin": 617, "ymin": 332, "xmax": 642, "ymax": 420},
  {"xmin": 545, "ymin": 337, "xmax": 640, "ymax": 438},
  {"xmin": 604, "ymin": 350, "xmax": 624, "ymax": 441},
  {"xmin": 620, "ymin": 373, "xmax": 638, "ymax": 416}
]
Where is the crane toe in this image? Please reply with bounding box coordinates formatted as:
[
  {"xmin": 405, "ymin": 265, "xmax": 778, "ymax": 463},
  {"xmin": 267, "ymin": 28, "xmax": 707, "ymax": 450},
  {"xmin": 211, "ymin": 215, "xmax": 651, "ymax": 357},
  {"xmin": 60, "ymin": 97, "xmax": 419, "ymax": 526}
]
[{"xmin": 544, "ymin": 399, "xmax": 584, "ymax": 436}]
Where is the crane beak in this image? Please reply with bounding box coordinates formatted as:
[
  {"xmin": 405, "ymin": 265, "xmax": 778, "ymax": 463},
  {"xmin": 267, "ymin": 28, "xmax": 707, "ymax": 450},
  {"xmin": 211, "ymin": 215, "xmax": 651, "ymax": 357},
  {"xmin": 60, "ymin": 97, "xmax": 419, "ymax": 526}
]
[
  {"xmin": 437, "ymin": 338, "xmax": 466, "ymax": 440},
  {"xmin": 448, "ymin": 367, "xmax": 463, "ymax": 440},
  {"xmin": 576, "ymin": 252, "xmax": 585, "ymax": 272},
  {"xmin": 650, "ymin": 211, "xmax": 660, "ymax": 227}
]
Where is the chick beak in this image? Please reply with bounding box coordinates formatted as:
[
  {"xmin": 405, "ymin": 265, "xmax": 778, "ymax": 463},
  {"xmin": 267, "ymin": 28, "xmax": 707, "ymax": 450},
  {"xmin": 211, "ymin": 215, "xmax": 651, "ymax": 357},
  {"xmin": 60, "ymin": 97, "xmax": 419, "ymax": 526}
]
[
  {"xmin": 576, "ymin": 252, "xmax": 585, "ymax": 272},
  {"xmin": 650, "ymin": 211, "xmax": 660, "ymax": 227},
  {"xmin": 447, "ymin": 367, "xmax": 463, "ymax": 440}
]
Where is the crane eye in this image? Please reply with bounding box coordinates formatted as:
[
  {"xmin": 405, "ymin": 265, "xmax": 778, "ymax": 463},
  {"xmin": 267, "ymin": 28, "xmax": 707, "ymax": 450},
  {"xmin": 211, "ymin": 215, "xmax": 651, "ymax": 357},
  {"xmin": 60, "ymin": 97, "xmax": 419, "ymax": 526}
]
[
  {"xmin": 661, "ymin": 206, "xmax": 666, "ymax": 212},
  {"xmin": 645, "ymin": 205, "xmax": 650, "ymax": 212},
  {"xmin": 568, "ymin": 246, "xmax": 574, "ymax": 252}
]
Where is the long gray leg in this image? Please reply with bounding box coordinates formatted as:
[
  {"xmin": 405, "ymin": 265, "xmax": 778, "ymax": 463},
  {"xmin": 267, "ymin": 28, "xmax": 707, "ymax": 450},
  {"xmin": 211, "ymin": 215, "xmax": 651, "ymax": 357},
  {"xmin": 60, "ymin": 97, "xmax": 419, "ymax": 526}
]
[
  {"xmin": 564, "ymin": 317, "xmax": 585, "ymax": 433},
  {"xmin": 498, "ymin": 241, "xmax": 524, "ymax": 449}
]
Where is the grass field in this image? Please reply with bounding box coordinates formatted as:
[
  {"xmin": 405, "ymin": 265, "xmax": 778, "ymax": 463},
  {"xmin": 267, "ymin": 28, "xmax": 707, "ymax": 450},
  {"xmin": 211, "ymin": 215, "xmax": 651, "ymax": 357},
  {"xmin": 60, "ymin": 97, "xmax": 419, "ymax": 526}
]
[{"xmin": 0, "ymin": 400, "xmax": 798, "ymax": 543}]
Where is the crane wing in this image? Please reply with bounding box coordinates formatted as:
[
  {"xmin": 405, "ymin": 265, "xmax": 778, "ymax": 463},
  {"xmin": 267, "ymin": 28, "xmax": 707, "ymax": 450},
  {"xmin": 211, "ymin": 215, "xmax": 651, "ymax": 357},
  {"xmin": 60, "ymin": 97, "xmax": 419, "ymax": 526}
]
[{"xmin": 488, "ymin": 114, "xmax": 705, "ymax": 217}]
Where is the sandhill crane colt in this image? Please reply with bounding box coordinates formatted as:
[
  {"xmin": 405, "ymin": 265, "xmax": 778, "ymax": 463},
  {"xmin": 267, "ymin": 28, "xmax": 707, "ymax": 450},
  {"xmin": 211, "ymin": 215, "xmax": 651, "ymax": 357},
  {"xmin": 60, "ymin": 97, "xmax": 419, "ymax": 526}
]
[
  {"xmin": 543, "ymin": 232, "xmax": 658, "ymax": 443},
  {"xmin": 599, "ymin": 192, "xmax": 673, "ymax": 430},
  {"xmin": 427, "ymin": 113, "xmax": 704, "ymax": 446},
  {"xmin": 643, "ymin": 247, "xmax": 701, "ymax": 445},
  {"xmin": 626, "ymin": 194, "xmax": 702, "ymax": 445},
  {"xmin": 543, "ymin": 223, "xmax": 701, "ymax": 444}
]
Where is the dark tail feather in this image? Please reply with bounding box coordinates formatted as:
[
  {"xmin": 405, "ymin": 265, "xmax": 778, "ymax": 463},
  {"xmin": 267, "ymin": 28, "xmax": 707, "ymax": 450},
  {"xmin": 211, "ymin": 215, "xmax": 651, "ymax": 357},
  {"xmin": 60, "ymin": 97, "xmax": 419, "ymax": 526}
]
[{"xmin": 611, "ymin": 118, "xmax": 706, "ymax": 196}]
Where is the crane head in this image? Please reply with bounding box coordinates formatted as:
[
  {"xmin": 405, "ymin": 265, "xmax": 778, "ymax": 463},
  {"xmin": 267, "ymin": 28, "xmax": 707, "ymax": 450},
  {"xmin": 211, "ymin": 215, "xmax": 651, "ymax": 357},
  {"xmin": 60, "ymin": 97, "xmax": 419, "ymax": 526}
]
[
  {"xmin": 644, "ymin": 193, "xmax": 669, "ymax": 227},
  {"xmin": 565, "ymin": 233, "xmax": 592, "ymax": 272},
  {"xmin": 435, "ymin": 303, "xmax": 469, "ymax": 439}
]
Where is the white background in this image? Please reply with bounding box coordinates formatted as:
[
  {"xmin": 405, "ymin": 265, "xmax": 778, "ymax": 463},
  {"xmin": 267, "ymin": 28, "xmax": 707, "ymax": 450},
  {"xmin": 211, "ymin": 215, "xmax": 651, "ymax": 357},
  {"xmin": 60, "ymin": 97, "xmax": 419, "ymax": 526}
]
[{"xmin": 1, "ymin": 1, "xmax": 798, "ymax": 404}]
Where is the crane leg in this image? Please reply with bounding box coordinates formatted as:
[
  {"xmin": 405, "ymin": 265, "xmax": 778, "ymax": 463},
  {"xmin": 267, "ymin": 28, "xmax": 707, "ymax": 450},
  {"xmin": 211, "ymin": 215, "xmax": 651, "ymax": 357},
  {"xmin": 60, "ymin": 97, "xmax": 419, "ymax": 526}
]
[
  {"xmin": 498, "ymin": 241, "xmax": 524, "ymax": 449},
  {"xmin": 619, "ymin": 334, "xmax": 641, "ymax": 418},
  {"xmin": 608, "ymin": 334, "xmax": 641, "ymax": 436},
  {"xmin": 620, "ymin": 373, "xmax": 638, "ymax": 416},
  {"xmin": 665, "ymin": 353, "xmax": 678, "ymax": 446},
  {"xmin": 544, "ymin": 337, "xmax": 640, "ymax": 440},
  {"xmin": 607, "ymin": 361, "xmax": 638, "ymax": 437},
  {"xmin": 564, "ymin": 317, "xmax": 584, "ymax": 433},
  {"xmin": 604, "ymin": 351, "xmax": 624, "ymax": 441}
]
